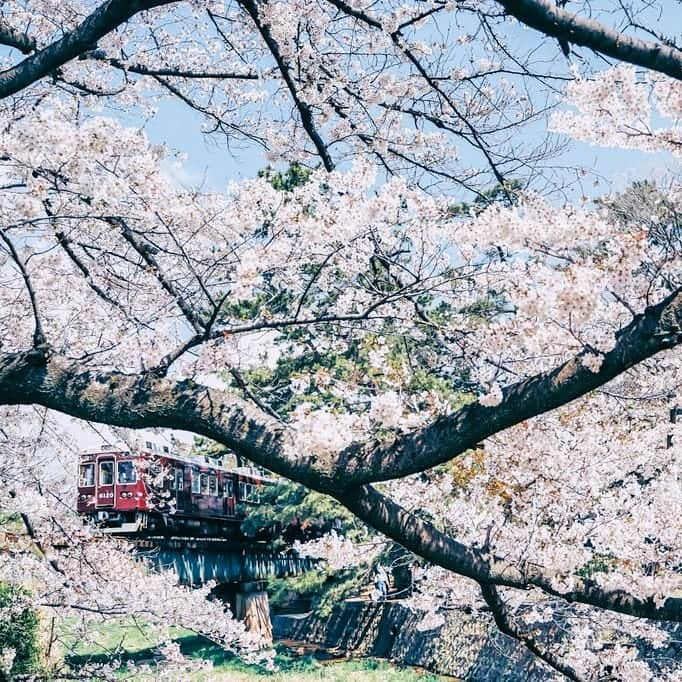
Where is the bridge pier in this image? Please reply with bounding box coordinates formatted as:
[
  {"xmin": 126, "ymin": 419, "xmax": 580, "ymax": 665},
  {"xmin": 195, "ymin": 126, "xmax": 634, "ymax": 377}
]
[{"xmin": 234, "ymin": 581, "xmax": 272, "ymax": 643}]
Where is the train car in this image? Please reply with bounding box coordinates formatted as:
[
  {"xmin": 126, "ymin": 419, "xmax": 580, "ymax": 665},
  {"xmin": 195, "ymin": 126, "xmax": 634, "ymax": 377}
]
[{"xmin": 77, "ymin": 446, "xmax": 269, "ymax": 536}]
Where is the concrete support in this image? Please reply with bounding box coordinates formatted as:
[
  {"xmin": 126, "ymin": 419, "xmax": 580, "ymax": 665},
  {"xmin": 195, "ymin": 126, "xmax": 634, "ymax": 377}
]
[{"xmin": 234, "ymin": 580, "xmax": 272, "ymax": 643}]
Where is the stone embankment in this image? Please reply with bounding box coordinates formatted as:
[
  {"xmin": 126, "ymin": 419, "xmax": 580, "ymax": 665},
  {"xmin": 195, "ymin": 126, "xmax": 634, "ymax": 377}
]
[{"xmin": 273, "ymin": 599, "xmax": 681, "ymax": 680}]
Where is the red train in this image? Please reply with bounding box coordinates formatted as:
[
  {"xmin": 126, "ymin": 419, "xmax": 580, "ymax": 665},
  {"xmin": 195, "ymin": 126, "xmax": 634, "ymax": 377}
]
[{"xmin": 77, "ymin": 446, "xmax": 270, "ymax": 536}]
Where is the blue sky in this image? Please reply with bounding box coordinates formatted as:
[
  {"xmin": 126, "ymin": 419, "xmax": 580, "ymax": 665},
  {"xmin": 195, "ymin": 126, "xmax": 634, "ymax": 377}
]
[{"xmin": 136, "ymin": 85, "xmax": 677, "ymax": 201}]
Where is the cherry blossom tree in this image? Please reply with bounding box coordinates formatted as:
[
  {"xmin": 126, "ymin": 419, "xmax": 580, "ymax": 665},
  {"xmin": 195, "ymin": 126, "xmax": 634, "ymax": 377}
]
[{"xmin": 0, "ymin": 0, "xmax": 682, "ymax": 679}]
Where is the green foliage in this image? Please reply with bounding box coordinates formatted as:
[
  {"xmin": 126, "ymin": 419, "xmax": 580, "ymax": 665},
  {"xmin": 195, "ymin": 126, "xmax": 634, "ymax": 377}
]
[
  {"xmin": 575, "ymin": 554, "xmax": 616, "ymax": 579},
  {"xmin": 448, "ymin": 179, "xmax": 523, "ymax": 217},
  {"xmin": 268, "ymin": 566, "xmax": 366, "ymax": 618},
  {"xmin": 598, "ymin": 180, "xmax": 682, "ymax": 252},
  {"xmin": 0, "ymin": 583, "xmax": 41, "ymax": 678},
  {"xmin": 240, "ymin": 479, "xmax": 360, "ymax": 543},
  {"xmin": 239, "ymin": 478, "xmax": 374, "ymax": 614},
  {"xmin": 258, "ymin": 162, "xmax": 312, "ymax": 192},
  {"xmin": 222, "ymin": 289, "xmax": 295, "ymax": 322},
  {"xmin": 235, "ymin": 326, "xmax": 472, "ymax": 420},
  {"xmin": 0, "ymin": 513, "xmax": 19, "ymax": 525}
]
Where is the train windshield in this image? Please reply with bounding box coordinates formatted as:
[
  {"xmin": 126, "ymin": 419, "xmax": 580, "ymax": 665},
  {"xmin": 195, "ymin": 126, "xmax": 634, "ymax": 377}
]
[
  {"xmin": 117, "ymin": 461, "xmax": 137, "ymax": 484},
  {"xmin": 99, "ymin": 461, "xmax": 114, "ymax": 485},
  {"xmin": 79, "ymin": 463, "xmax": 95, "ymax": 487}
]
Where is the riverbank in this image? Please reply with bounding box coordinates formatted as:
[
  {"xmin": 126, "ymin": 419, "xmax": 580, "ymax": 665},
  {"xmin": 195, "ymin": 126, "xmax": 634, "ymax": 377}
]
[{"xmin": 60, "ymin": 619, "xmax": 452, "ymax": 680}]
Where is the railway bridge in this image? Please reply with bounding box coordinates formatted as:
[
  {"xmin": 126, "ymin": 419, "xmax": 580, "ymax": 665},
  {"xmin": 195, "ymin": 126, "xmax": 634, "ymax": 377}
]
[{"xmin": 129, "ymin": 535, "xmax": 318, "ymax": 641}]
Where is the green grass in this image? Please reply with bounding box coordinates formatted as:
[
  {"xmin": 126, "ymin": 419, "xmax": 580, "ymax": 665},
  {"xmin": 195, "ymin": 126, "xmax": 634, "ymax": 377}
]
[
  {"xmin": 188, "ymin": 655, "xmax": 451, "ymax": 681},
  {"xmin": 59, "ymin": 619, "xmax": 450, "ymax": 681},
  {"xmin": 58, "ymin": 618, "xmax": 191, "ymax": 658}
]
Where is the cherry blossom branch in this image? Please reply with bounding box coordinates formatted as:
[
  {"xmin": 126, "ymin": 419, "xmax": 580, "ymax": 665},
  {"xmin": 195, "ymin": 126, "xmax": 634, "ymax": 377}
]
[
  {"xmin": 0, "ymin": 0, "xmax": 178, "ymax": 99},
  {"xmin": 52, "ymin": 226, "xmax": 149, "ymax": 328},
  {"xmin": 0, "ymin": 229, "xmax": 46, "ymax": 347},
  {"xmin": 114, "ymin": 217, "xmax": 206, "ymax": 333},
  {"xmin": 1, "ymin": 348, "xmax": 680, "ymax": 624},
  {"xmin": 494, "ymin": 0, "xmax": 682, "ymax": 80},
  {"xmin": 340, "ymin": 483, "xmax": 682, "ymax": 622},
  {"xmin": 241, "ymin": 0, "xmax": 335, "ymax": 171},
  {"xmin": 335, "ymin": 286, "xmax": 682, "ymax": 484},
  {"xmin": 324, "ymin": 0, "xmax": 511, "ymax": 193},
  {"xmin": 478, "ymin": 582, "xmax": 583, "ymax": 682},
  {"xmin": 150, "ymin": 74, "xmax": 268, "ymax": 146},
  {"xmin": 83, "ymin": 52, "xmax": 258, "ymax": 80}
]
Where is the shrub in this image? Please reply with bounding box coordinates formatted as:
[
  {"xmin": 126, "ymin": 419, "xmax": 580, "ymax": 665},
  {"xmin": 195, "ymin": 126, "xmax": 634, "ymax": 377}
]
[{"xmin": 0, "ymin": 582, "xmax": 41, "ymax": 679}]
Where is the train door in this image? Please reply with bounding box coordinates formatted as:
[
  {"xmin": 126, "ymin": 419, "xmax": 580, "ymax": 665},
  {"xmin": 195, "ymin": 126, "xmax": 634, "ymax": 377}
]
[
  {"xmin": 223, "ymin": 476, "xmax": 236, "ymax": 516},
  {"xmin": 96, "ymin": 455, "xmax": 115, "ymax": 508},
  {"xmin": 173, "ymin": 466, "xmax": 187, "ymax": 513}
]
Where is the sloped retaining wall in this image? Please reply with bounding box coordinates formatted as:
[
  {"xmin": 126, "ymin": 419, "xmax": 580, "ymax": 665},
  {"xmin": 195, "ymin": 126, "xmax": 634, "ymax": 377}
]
[
  {"xmin": 273, "ymin": 599, "xmax": 682, "ymax": 680},
  {"xmin": 273, "ymin": 600, "xmax": 553, "ymax": 680}
]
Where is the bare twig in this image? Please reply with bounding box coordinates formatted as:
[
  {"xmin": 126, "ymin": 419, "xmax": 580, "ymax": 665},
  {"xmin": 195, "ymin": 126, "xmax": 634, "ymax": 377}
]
[{"xmin": 0, "ymin": 229, "xmax": 46, "ymax": 346}]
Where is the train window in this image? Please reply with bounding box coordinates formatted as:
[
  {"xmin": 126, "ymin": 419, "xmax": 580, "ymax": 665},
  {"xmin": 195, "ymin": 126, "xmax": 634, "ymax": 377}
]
[
  {"xmin": 117, "ymin": 461, "xmax": 137, "ymax": 484},
  {"xmin": 99, "ymin": 461, "xmax": 114, "ymax": 485},
  {"xmin": 175, "ymin": 468, "xmax": 184, "ymax": 491},
  {"xmin": 79, "ymin": 463, "xmax": 95, "ymax": 487},
  {"xmin": 209, "ymin": 474, "xmax": 217, "ymax": 496},
  {"xmin": 145, "ymin": 441, "xmax": 153, "ymax": 450},
  {"xmin": 191, "ymin": 470, "xmax": 200, "ymax": 494},
  {"xmin": 224, "ymin": 479, "xmax": 234, "ymax": 498},
  {"xmin": 238, "ymin": 481, "xmax": 260, "ymax": 502},
  {"xmin": 200, "ymin": 473, "xmax": 209, "ymax": 495}
]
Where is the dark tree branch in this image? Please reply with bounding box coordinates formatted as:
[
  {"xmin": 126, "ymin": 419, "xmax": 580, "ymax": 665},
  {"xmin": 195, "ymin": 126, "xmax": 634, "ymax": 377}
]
[
  {"xmin": 0, "ymin": 0, "xmax": 178, "ymax": 99},
  {"xmin": 495, "ymin": 0, "xmax": 682, "ymax": 80},
  {"xmin": 52, "ymin": 227, "xmax": 149, "ymax": 328},
  {"xmin": 340, "ymin": 483, "xmax": 682, "ymax": 622},
  {"xmin": 0, "ymin": 230, "xmax": 46, "ymax": 347},
  {"xmin": 241, "ymin": 0, "xmax": 335, "ymax": 171},
  {"xmin": 335, "ymin": 286, "xmax": 682, "ymax": 484},
  {"xmin": 0, "ymin": 349, "xmax": 680, "ymax": 623},
  {"xmin": 0, "ymin": 20, "xmax": 37, "ymax": 55},
  {"xmin": 228, "ymin": 366, "xmax": 284, "ymax": 422},
  {"xmin": 0, "ymin": 349, "xmax": 314, "ymax": 487},
  {"xmin": 114, "ymin": 217, "xmax": 206, "ymax": 334},
  {"xmin": 479, "ymin": 582, "xmax": 583, "ymax": 681},
  {"xmin": 150, "ymin": 74, "xmax": 268, "ymax": 147},
  {"xmin": 19, "ymin": 511, "xmax": 64, "ymax": 575},
  {"xmin": 84, "ymin": 52, "xmax": 258, "ymax": 80}
]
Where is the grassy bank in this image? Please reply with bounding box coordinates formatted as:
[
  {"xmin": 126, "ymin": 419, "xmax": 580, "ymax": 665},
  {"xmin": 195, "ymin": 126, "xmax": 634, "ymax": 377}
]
[{"xmin": 60, "ymin": 619, "xmax": 449, "ymax": 681}]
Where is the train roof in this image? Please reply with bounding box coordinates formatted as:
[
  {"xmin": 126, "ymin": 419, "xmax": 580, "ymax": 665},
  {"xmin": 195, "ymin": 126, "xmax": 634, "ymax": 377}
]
[{"xmin": 79, "ymin": 449, "xmax": 275, "ymax": 483}]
